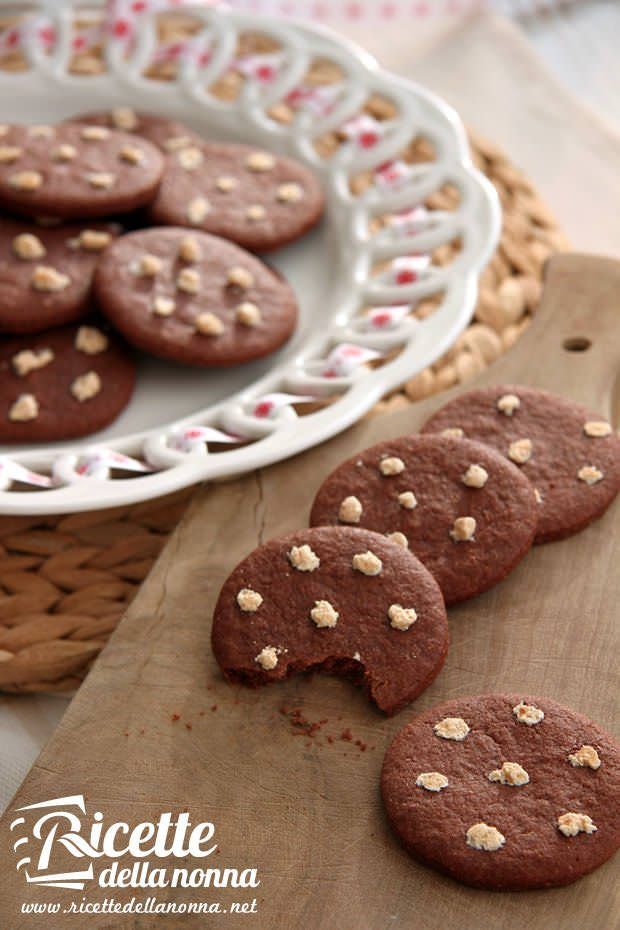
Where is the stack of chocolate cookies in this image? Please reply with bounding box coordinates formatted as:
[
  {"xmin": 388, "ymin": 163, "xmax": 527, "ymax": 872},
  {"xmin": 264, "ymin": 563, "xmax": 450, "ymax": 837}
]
[
  {"xmin": 0, "ymin": 110, "xmax": 325, "ymax": 441},
  {"xmin": 210, "ymin": 383, "xmax": 620, "ymax": 891}
]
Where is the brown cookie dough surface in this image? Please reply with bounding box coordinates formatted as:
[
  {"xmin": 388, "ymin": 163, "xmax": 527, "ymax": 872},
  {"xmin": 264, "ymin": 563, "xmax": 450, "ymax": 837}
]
[
  {"xmin": 211, "ymin": 527, "xmax": 448, "ymax": 716},
  {"xmin": 0, "ymin": 123, "xmax": 164, "ymax": 219},
  {"xmin": 421, "ymin": 385, "xmax": 620, "ymax": 542},
  {"xmin": 0, "ymin": 322, "xmax": 135, "ymax": 442},
  {"xmin": 70, "ymin": 109, "xmax": 203, "ymax": 153},
  {"xmin": 149, "ymin": 141, "xmax": 325, "ymax": 252},
  {"xmin": 381, "ymin": 693, "xmax": 620, "ymax": 890},
  {"xmin": 310, "ymin": 435, "xmax": 538, "ymax": 605},
  {"xmin": 93, "ymin": 226, "xmax": 298, "ymax": 367},
  {"xmin": 0, "ymin": 217, "xmax": 119, "ymax": 334}
]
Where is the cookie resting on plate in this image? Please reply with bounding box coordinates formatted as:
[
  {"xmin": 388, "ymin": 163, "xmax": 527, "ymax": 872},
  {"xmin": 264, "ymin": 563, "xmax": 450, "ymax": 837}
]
[
  {"xmin": 69, "ymin": 109, "xmax": 203, "ymax": 154},
  {"xmin": 211, "ymin": 526, "xmax": 448, "ymax": 715},
  {"xmin": 381, "ymin": 693, "xmax": 620, "ymax": 890},
  {"xmin": 0, "ymin": 217, "xmax": 119, "ymax": 334},
  {"xmin": 93, "ymin": 226, "xmax": 298, "ymax": 367},
  {"xmin": 0, "ymin": 122, "xmax": 164, "ymax": 219},
  {"xmin": 310, "ymin": 434, "xmax": 538, "ymax": 605},
  {"xmin": 421, "ymin": 385, "xmax": 620, "ymax": 543},
  {"xmin": 0, "ymin": 321, "xmax": 135, "ymax": 442},
  {"xmin": 149, "ymin": 141, "xmax": 325, "ymax": 252}
]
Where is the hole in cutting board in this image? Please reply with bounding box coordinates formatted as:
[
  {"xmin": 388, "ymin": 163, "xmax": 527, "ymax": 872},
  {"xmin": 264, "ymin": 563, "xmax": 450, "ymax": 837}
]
[{"xmin": 563, "ymin": 337, "xmax": 592, "ymax": 352}]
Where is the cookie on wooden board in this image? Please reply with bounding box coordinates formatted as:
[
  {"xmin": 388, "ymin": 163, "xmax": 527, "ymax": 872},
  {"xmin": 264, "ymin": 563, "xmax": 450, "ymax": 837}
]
[
  {"xmin": 93, "ymin": 226, "xmax": 298, "ymax": 367},
  {"xmin": 149, "ymin": 141, "xmax": 325, "ymax": 252},
  {"xmin": 310, "ymin": 435, "xmax": 538, "ymax": 605},
  {"xmin": 421, "ymin": 385, "xmax": 620, "ymax": 543},
  {"xmin": 0, "ymin": 122, "xmax": 164, "ymax": 219},
  {"xmin": 381, "ymin": 693, "xmax": 620, "ymax": 890},
  {"xmin": 211, "ymin": 526, "xmax": 448, "ymax": 716},
  {"xmin": 70, "ymin": 109, "xmax": 203, "ymax": 153},
  {"xmin": 0, "ymin": 217, "xmax": 119, "ymax": 334},
  {"xmin": 0, "ymin": 322, "xmax": 135, "ymax": 442}
]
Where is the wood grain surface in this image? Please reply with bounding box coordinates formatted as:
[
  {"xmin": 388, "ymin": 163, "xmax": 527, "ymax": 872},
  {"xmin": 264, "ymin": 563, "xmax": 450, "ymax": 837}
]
[{"xmin": 0, "ymin": 254, "xmax": 618, "ymax": 929}]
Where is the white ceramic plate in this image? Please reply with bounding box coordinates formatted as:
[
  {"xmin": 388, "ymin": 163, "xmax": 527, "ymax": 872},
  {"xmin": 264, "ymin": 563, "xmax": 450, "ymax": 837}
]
[{"xmin": 0, "ymin": 2, "xmax": 500, "ymax": 514}]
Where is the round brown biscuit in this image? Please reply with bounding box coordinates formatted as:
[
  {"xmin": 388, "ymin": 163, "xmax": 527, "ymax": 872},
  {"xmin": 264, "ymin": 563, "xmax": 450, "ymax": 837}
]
[
  {"xmin": 93, "ymin": 226, "xmax": 298, "ymax": 367},
  {"xmin": 0, "ymin": 217, "xmax": 119, "ymax": 334},
  {"xmin": 211, "ymin": 526, "xmax": 448, "ymax": 716},
  {"xmin": 381, "ymin": 693, "xmax": 620, "ymax": 890},
  {"xmin": 310, "ymin": 435, "xmax": 538, "ymax": 605},
  {"xmin": 0, "ymin": 123, "xmax": 164, "ymax": 219},
  {"xmin": 0, "ymin": 321, "xmax": 135, "ymax": 442},
  {"xmin": 148, "ymin": 141, "xmax": 325, "ymax": 252},
  {"xmin": 421, "ymin": 385, "xmax": 620, "ymax": 542},
  {"xmin": 69, "ymin": 109, "xmax": 203, "ymax": 153}
]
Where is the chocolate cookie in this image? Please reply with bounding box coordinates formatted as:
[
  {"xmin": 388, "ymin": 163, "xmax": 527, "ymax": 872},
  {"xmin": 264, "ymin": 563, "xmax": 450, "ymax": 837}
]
[
  {"xmin": 211, "ymin": 527, "xmax": 448, "ymax": 715},
  {"xmin": 93, "ymin": 227, "xmax": 298, "ymax": 367},
  {"xmin": 0, "ymin": 322, "xmax": 135, "ymax": 442},
  {"xmin": 421, "ymin": 385, "xmax": 620, "ymax": 543},
  {"xmin": 149, "ymin": 141, "xmax": 325, "ymax": 252},
  {"xmin": 0, "ymin": 217, "xmax": 119, "ymax": 334},
  {"xmin": 70, "ymin": 109, "xmax": 203, "ymax": 153},
  {"xmin": 0, "ymin": 123, "xmax": 164, "ymax": 219},
  {"xmin": 381, "ymin": 693, "xmax": 620, "ymax": 890},
  {"xmin": 310, "ymin": 435, "xmax": 538, "ymax": 605}
]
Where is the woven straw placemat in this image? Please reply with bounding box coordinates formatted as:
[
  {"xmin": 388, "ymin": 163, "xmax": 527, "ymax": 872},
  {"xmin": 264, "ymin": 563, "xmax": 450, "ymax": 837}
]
[{"xmin": 0, "ymin": 14, "xmax": 570, "ymax": 693}]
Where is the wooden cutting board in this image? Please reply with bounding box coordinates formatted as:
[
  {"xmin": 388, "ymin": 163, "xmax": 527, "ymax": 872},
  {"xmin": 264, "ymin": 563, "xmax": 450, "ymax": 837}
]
[{"xmin": 1, "ymin": 254, "xmax": 618, "ymax": 930}]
